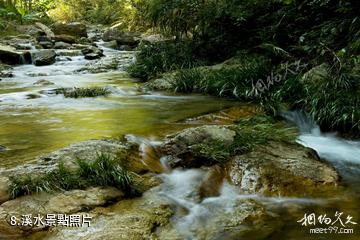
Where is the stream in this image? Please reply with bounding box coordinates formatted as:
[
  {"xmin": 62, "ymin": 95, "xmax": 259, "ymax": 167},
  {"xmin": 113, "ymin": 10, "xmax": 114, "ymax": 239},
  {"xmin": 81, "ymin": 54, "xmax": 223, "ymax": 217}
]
[
  {"xmin": 0, "ymin": 42, "xmax": 235, "ymax": 168},
  {"xmin": 1, "ymin": 40, "xmax": 360, "ymax": 239}
]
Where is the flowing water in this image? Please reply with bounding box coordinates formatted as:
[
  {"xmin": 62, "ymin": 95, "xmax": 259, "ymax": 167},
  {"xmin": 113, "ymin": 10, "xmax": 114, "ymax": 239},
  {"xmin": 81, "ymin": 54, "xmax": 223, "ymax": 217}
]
[
  {"xmin": 0, "ymin": 43, "xmax": 235, "ymax": 168},
  {"xmin": 155, "ymin": 111, "xmax": 360, "ymax": 239}
]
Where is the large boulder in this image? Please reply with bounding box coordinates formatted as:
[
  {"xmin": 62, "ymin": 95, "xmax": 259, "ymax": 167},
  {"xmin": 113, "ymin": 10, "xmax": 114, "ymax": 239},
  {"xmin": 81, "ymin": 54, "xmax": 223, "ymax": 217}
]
[
  {"xmin": 35, "ymin": 22, "xmax": 55, "ymax": 39},
  {"xmin": 102, "ymin": 24, "xmax": 140, "ymax": 46},
  {"xmin": 32, "ymin": 50, "xmax": 56, "ymax": 66},
  {"xmin": 227, "ymin": 141, "xmax": 339, "ymax": 196},
  {"xmin": 53, "ymin": 34, "xmax": 76, "ymax": 44},
  {"xmin": 52, "ymin": 22, "xmax": 87, "ymax": 38},
  {"xmin": 0, "ymin": 44, "xmax": 23, "ymax": 65},
  {"xmin": 27, "ymin": 191, "xmax": 174, "ymax": 240},
  {"xmin": 161, "ymin": 125, "xmax": 237, "ymax": 168},
  {"xmin": 0, "ymin": 187, "xmax": 123, "ymax": 238}
]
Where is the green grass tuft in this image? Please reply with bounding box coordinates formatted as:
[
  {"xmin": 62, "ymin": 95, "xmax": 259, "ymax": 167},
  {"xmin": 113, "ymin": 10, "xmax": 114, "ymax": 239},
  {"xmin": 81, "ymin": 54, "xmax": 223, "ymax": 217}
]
[
  {"xmin": 172, "ymin": 54, "xmax": 271, "ymax": 99},
  {"xmin": 8, "ymin": 153, "xmax": 139, "ymax": 199},
  {"xmin": 55, "ymin": 87, "xmax": 110, "ymax": 98}
]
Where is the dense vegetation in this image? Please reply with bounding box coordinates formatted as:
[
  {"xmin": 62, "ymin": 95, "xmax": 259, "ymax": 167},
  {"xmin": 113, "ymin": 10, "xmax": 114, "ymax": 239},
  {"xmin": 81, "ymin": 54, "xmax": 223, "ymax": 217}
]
[{"xmin": 129, "ymin": 0, "xmax": 360, "ymax": 134}]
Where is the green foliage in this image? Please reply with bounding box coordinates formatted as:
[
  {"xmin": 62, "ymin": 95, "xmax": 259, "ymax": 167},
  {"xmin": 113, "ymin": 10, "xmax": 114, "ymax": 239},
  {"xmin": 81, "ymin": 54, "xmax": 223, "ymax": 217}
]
[
  {"xmin": 172, "ymin": 54, "xmax": 271, "ymax": 98},
  {"xmin": 8, "ymin": 153, "xmax": 139, "ymax": 199},
  {"xmin": 127, "ymin": 41, "xmax": 203, "ymax": 80},
  {"xmin": 301, "ymin": 67, "xmax": 360, "ymax": 132},
  {"xmin": 77, "ymin": 153, "xmax": 138, "ymax": 196},
  {"xmin": 55, "ymin": 87, "xmax": 111, "ymax": 98},
  {"xmin": 192, "ymin": 115, "xmax": 296, "ymax": 165},
  {"xmin": 47, "ymin": 0, "xmax": 139, "ymax": 27},
  {"xmin": 0, "ymin": 2, "xmax": 40, "ymax": 24},
  {"xmin": 231, "ymin": 115, "xmax": 296, "ymax": 154}
]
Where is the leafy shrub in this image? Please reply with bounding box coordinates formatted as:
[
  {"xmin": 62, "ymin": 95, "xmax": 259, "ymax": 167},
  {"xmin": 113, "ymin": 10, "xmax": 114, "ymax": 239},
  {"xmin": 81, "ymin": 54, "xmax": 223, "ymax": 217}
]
[{"xmin": 127, "ymin": 41, "xmax": 203, "ymax": 80}]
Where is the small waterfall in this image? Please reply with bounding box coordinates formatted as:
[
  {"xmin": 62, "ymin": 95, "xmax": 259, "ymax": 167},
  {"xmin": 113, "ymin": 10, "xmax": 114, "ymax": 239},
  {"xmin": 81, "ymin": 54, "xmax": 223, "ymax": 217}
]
[
  {"xmin": 282, "ymin": 110, "xmax": 320, "ymax": 135},
  {"xmin": 284, "ymin": 110, "xmax": 360, "ymax": 188}
]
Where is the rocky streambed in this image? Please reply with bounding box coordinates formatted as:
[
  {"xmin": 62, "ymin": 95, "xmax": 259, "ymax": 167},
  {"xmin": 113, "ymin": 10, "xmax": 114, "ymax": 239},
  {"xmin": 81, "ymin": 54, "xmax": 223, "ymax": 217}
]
[{"xmin": 0, "ymin": 23, "xmax": 360, "ymax": 240}]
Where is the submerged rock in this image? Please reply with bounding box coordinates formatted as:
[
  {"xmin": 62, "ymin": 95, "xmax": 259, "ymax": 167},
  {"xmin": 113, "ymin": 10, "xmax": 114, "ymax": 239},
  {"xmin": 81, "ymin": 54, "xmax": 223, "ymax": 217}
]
[
  {"xmin": 33, "ymin": 80, "xmax": 54, "ymax": 86},
  {"xmin": 32, "ymin": 50, "xmax": 56, "ymax": 66}
]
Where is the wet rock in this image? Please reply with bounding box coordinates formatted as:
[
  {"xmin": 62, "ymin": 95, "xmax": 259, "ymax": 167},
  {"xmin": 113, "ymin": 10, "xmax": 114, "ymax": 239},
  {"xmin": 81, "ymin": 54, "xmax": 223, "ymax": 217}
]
[
  {"xmin": 161, "ymin": 125, "xmax": 236, "ymax": 168},
  {"xmin": 0, "ymin": 72, "xmax": 13, "ymax": 78},
  {"xmin": 77, "ymin": 57, "xmax": 121, "ymax": 73},
  {"xmin": 36, "ymin": 35, "xmax": 52, "ymax": 43},
  {"xmin": 81, "ymin": 46, "xmax": 103, "ymax": 55},
  {"xmin": 52, "ymin": 22, "xmax": 87, "ymax": 38},
  {"xmin": 33, "ymin": 80, "xmax": 54, "ymax": 86},
  {"xmin": 72, "ymin": 44, "xmax": 91, "ymax": 50},
  {"xmin": 28, "ymin": 190, "xmax": 174, "ymax": 240},
  {"xmin": 53, "ymin": 34, "xmax": 76, "ymax": 44},
  {"xmin": 143, "ymin": 72, "xmax": 178, "ymax": 91},
  {"xmin": 35, "ymin": 22, "xmax": 55, "ymax": 39},
  {"xmin": 32, "ymin": 50, "xmax": 56, "ymax": 66},
  {"xmin": 56, "ymin": 49, "xmax": 82, "ymax": 57},
  {"xmin": 0, "ymin": 187, "xmax": 123, "ymax": 238},
  {"xmin": 0, "ymin": 44, "xmax": 23, "ymax": 65},
  {"xmin": 38, "ymin": 41, "xmax": 53, "ymax": 49},
  {"xmin": 158, "ymin": 198, "xmax": 279, "ymax": 240},
  {"xmin": 0, "ymin": 145, "xmax": 7, "ymax": 153},
  {"xmin": 227, "ymin": 141, "xmax": 339, "ymax": 196},
  {"xmin": 26, "ymin": 93, "xmax": 41, "ymax": 99},
  {"xmin": 14, "ymin": 43, "xmax": 32, "ymax": 50},
  {"xmin": 54, "ymin": 41, "xmax": 72, "ymax": 49},
  {"xmin": 0, "ymin": 177, "xmax": 9, "ymax": 204},
  {"xmin": 84, "ymin": 53, "xmax": 101, "ymax": 60},
  {"xmin": 102, "ymin": 40, "xmax": 118, "ymax": 49},
  {"xmin": 34, "ymin": 139, "xmax": 128, "ymax": 171},
  {"xmin": 46, "ymin": 187, "xmax": 123, "ymax": 213}
]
